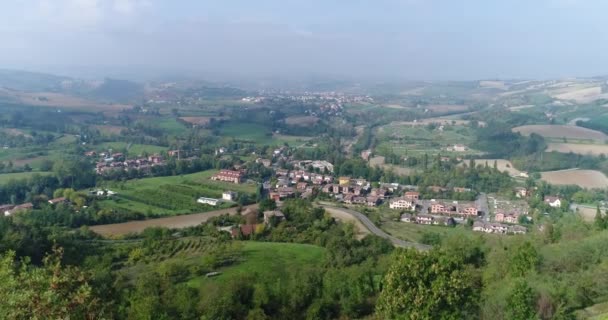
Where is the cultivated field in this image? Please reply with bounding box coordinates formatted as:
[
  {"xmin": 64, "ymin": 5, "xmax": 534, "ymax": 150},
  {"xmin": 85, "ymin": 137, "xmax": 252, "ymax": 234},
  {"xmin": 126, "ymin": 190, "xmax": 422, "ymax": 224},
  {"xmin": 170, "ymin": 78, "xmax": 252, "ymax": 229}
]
[
  {"xmin": 546, "ymin": 142, "xmax": 608, "ymax": 156},
  {"xmin": 90, "ymin": 204, "xmax": 257, "ymax": 236},
  {"xmin": 425, "ymin": 104, "xmax": 468, "ymax": 113},
  {"xmin": 285, "ymin": 115, "xmax": 319, "ymax": 126},
  {"xmin": 540, "ymin": 169, "xmax": 608, "ymax": 189},
  {"xmin": 0, "ymin": 87, "xmax": 128, "ymax": 112},
  {"xmin": 179, "ymin": 116, "xmax": 224, "ymax": 126},
  {"xmin": 93, "ymin": 125, "xmax": 125, "ymax": 135},
  {"xmin": 513, "ymin": 125, "xmax": 608, "ymax": 141},
  {"xmin": 551, "ymin": 86, "xmax": 606, "ymax": 103},
  {"xmin": 369, "ymin": 156, "xmax": 415, "ymax": 175},
  {"xmin": 468, "ymin": 159, "xmax": 522, "ymax": 176}
]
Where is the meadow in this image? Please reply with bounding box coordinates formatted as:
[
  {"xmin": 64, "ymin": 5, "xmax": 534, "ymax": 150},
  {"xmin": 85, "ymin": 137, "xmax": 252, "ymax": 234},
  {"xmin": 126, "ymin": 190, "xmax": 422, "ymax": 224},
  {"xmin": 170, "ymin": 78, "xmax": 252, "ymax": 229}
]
[
  {"xmin": 540, "ymin": 169, "xmax": 608, "ymax": 189},
  {"xmin": 96, "ymin": 142, "xmax": 167, "ymax": 156},
  {"xmin": 546, "ymin": 142, "xmax": 608, "ymax": 156},
  {"xmin": 0, "ymin": 171, "xmax": 52, "ymax": 184},
  {"xmin": 513, "ymin": 125, "xmax": 607, "ymax": 141},
  {"xmin": 97, "ymin": 170, "xmax": 257, "ymax": 216}
]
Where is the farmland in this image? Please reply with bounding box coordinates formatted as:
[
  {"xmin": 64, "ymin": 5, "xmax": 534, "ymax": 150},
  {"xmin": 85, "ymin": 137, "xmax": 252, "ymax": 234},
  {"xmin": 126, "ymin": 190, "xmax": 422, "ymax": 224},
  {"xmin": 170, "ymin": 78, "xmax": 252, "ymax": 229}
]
[
  {"xmin": 90, "ymin": 204, "xmax": 257, "ymax": 236},
  {"xmin": 546, "ymin": 142, "xmax": 608, "ymax": 156},
  {"xmin": 467, "ymin": 159, "xmax": 522, "ymax": 176},
  {"xmin": 0, "ymin": 171, "xmax": 52, "ymax": 184},
  {"xmin": 284, "ymin": 115, "xmax": 319, "ymax": 126},
  {"xmin": 540, "ymin": 169, "xmax": 608, "ymax": 189},
  {"xmin": 513, "ymin": 125, "xmax": 608, "ymax": 141},
  {"xmin": 97, "ymin": 170, "xmax": 257, "ymax": 217}
]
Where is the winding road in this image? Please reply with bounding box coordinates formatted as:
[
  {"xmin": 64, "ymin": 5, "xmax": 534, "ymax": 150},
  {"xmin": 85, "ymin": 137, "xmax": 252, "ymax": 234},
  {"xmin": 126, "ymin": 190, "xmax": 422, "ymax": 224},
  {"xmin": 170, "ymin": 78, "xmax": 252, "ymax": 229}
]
[{"xmin": 320, "ymin": 204, "xmax": 431, "ymax": 251}]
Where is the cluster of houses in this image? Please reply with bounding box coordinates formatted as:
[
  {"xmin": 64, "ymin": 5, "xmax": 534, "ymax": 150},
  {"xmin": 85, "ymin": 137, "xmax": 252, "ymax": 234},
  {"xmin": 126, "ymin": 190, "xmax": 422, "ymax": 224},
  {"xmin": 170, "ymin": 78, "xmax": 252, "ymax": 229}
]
[
  {"xmin": 320, "ymin": 177, "xmax": 392, "ymax": 207},
  {"xmin": 1, "ymin": 197, "xmax": 68, "ymax": 216},
  {"xmin": 211, "ymin": 170, "xmax": 245, "ymax": 184},
  {"xmin": 473, "ymin": 221, "xmax": 527, "ymax": 235},
  {"xmin": 93, "ymin": 153, "xmax": 166, "ymax": 175}
]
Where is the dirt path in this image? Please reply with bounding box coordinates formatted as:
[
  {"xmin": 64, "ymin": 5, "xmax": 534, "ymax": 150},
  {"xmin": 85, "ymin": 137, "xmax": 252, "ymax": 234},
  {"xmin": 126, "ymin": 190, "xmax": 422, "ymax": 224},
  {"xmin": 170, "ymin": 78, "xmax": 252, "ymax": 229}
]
[{"xmin": 89, "ymin": 204, "xmax": 258, "ymax": 237}]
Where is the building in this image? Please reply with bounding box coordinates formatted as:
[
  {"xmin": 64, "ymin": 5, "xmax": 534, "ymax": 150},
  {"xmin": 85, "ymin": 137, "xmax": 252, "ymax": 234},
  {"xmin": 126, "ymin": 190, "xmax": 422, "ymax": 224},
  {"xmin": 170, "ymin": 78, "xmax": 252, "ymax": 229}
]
[
  {"xmin": 48, "ymin": 197, "xmax": 67, "ymax": 205},
  {"xmin": 339, "ymin": 177, "xmax": 351, "ymax": 186},
  {"xmin": 544, "ymin": 196, "xmax": 562, "ymax": 208},
  {"xmin": 366, "ymin": 196, "xmax": 381, "ymax": 207},
  {"xmin": 231, "ymin": 224, "xmax": 258, "ymax": 238},
  {"xmin": 1, "ymin": 204, "xmax": 15, "ymax": 216},
  {"xmin": 460, "ymin": 206, "xmax": 479, "ymax": 216},
  {"xmin": 416, "ymin": 214, "xmax": 434, "ymax": 225},
  {"xmin": 197, "ymin": 197, "xmax": 220, "ymax": 206},
  {"xmin": 389, "ymin": 198, "xmax": 416, "ymax": 210},
  {"xmin": 515, "ymin": 187, "xmax": 528, "ymax": 198},
  {"xmin": 370, "ymin": 188, "xmax": 388, "ymax": 199},
  {"xmin": 404, "ymin": 191, "xmax": 420, "ymax": 201},
  {"xmin": 361, "ymin": 150, "xmax": 372, "ymax": 161},
  {"xmin": 400, "ymin": 213, "xmax": 413, "ymax": 222},
  {"xmin": 495, "ymin": 211, "xmax": 520, "ymax": 224},
  {"xmin": 168, "ymin": 150, "xmax": 181, "ymax": 157},
  {"xmin": 296, "ymin": 182, "xmax": 308, "ymax": 190},
  {"xmin": 5, "ymin": 203, "xmax": 33, "ymax": 216},
  {"xmin": 453, "ymin": 144, "xmax": 467, "ymax": 152},
  {"xmin": 211, "ymin": 170, "xmax": 244, "ymax": 184},
  {"xmin": 263, "ymin": 210, "xmax": 285, "ymax": 225},
  {"xmin": 453, "ymin": 187, "xmax": 471, "ymax": 193},
  {"xmin": 222, "ymin": 191, "xmax": 238, "ymax": 201}
]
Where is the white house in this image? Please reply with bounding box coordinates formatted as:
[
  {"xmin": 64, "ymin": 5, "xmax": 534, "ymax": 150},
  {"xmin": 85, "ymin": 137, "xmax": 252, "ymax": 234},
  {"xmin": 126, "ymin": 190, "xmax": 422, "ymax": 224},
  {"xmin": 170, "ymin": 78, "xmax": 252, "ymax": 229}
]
[
  {"xmin": 389, "ymin": 198, "xmax": 416, "ymax": 210},
  {"xmin": 222, "ymin": 191, "xmax": 238, "ymax": 201},
  {"xmin": 544, "ymin": 196, "xmax": 562, "ymax": 208},
  {"xmin": 197, "ymin": 197, "xmax": 221, "ymax": 206}
]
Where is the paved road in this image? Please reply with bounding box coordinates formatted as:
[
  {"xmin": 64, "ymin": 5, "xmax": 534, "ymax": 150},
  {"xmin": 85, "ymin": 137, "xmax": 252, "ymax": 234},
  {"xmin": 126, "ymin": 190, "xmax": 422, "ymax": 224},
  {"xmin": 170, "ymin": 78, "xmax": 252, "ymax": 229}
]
[
  {"xmin": 320, "ymin": 204, "xmax": 431, "ymax": 251},
  {"xmin": 476, "ymin": 193, "xmax": 490, "ymax": 222}
]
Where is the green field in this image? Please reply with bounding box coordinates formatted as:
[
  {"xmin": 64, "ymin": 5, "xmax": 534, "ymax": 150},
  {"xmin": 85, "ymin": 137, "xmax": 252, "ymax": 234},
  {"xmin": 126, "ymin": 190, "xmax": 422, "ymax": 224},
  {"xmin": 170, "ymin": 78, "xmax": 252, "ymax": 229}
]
[
  {"xmin": 188, "ymin": 241, "xmax": 325, "ymax": 287},
  {"xmin": 154, "ymin": 118, "xmax": 189, "ymax": 136},
  {"xmin": 219, "ymin": 122, "xmax": 275, "ymax": 144},
  {"xmin": 375, "ymin": 123, "xmax": 479, "ymax": 156},
  {"xmin": 98, "ymin": 170, "xmax": 257, "ymax": 216},
  {"xmin": 0, "ymin": 171, "xmax": 52, "ymax": 184},
  {"xmin": 96, "ymin": 142, "xmax": 167, "ymax": 156}
]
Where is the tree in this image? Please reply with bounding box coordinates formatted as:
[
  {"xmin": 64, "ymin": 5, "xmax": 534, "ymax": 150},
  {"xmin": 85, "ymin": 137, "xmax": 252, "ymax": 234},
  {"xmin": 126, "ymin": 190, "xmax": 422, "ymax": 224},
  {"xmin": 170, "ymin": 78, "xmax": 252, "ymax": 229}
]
[
  {"xmin": 594, "ymin": 205, "xmax": 606, "ymax": 230},
  {"xmin": 0, "ymin": 247, "xmax": 105, "ymax": 319},
  {"xmin": 509, "ymin": 241, "xmax": 539, "ymax": 277},
  {"xmin": 376, "ymin": 248, "xmax": 481, "ymax": 319},
  {"xmin": 506, "ymin": 280, "xmax": 537, "ymax": 320}
]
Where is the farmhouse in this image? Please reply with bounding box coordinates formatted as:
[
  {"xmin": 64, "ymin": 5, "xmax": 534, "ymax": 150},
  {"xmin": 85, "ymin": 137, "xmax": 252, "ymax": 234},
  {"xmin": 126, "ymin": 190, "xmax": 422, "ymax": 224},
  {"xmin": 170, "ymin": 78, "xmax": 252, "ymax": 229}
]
[
  {"xmin": 544, "ymin": 196, "xmax": 562, "ymax": 208},
  {"xmin": 389, "ymin": 198, "xmax": 416, "ymax": 210},
  {"xmin": 400, "ymin": 213, "xmax": 413, "ymax": 222},
  {"xmin": 211, "ymin": 170, "xmax": 244, "ymax": 184},
  {"xmin": 197, "ymin": 197, "xmax": 221, "ymax": 206},
  {"xmin": 222, "ymin": 191, "xmax": 238, "ymax": 201},
  {"xmin": 263, "ymin": 210, "xmax": 285, "ymax": 225}
]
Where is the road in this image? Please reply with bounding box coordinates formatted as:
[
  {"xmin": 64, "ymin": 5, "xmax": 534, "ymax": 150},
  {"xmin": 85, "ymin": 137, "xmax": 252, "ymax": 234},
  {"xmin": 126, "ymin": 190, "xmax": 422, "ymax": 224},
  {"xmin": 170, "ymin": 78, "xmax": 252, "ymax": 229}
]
[
  {"xmin": 476, "ymin": 193, "xmax": 490, "ymax": 222},
  {"xmin": 320, "ymin": 204, "xmax": 431, "ymax": 251}
]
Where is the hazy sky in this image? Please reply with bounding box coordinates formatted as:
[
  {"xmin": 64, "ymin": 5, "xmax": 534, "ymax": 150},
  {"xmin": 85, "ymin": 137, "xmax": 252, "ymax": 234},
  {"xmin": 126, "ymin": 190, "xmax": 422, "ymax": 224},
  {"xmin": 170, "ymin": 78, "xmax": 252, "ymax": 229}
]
[{"xmin": 2, "ymin": 0, "xmax": 608, "ymax": 80}]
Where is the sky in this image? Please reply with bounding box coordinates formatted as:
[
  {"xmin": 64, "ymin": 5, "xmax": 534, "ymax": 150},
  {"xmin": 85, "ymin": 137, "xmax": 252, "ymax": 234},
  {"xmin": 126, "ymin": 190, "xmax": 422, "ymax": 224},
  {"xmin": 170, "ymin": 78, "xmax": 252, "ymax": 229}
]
[{"xmin": 2, "ymin": 0, "xmax": 608, "ymax": 81}]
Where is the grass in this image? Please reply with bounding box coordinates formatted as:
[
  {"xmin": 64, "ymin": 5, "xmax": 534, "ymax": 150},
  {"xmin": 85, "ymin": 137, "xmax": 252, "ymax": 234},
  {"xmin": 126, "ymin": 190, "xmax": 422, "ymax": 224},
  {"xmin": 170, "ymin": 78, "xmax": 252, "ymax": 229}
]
[
  {"xmin": 188, "ymin": 241, "xmax": 325, "ymax": 287},
  {"xmin": 97, "ymin": 170, "xmax": 257, "ymax": 216},
  {"xmin": 96, "ymin": 142, "xmax": 167, "ymax": 156},
  {"xmin": 0, "ymin": 171, "xmax": 52, "ymax": 184},
  {"xmin": 153, "ymin": 118, "xmax": 189, "ymax": 136},
  {"xmin": 219, "ymin": 122, "xmax": 275, "ymax": 144}
]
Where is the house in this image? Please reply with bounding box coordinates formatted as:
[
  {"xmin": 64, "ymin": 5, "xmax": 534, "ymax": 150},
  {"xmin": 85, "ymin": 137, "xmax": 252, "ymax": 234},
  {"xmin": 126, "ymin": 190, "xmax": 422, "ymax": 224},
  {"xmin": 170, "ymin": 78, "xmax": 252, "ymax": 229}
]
[
  {"xmin": 1, "ymin": 204, "xmax": 15, "ymax": 216},
  {"xmin": 168, "ymin": 150, "xmax": 181, "ymax": 157},
  {"xmin": 400, "ymin": 213, "xmax": 414, "ymax": 222},
  {"xmin": 84, "ymin": 151, "xmax": 97, "ymax": 157},
  {"xmin": 343, "ymin": 194, "xmax": 355, "ymax": 204},
  {"xmin": 48, "ymin": 197, "xmax": 67, "ymax": 205},
  {"xmin": 352, "ymin": 178, "xmax": 368, "ymax": 186},
  {"xmin": 277, "ymin": 187, "xmax": 296, "ymax": 199},
  {"xmin": 231, "ymin": 224, "xmax": 258, "ymax": 238},
  {"xmin": 256, "ymin": 158, "xmax": 272, "ymax": 167},
  {"xmin": 5, "ymin": 203, "xmax": 33, "ymax": 216},
  {"xmin": 353, "ymin": 196, "xmax": 367, "ymax": 205},
  {"xmin": 275, "ymin": 169, "xmax": 289, "ymax": 176},
  {"xmin": 544, "ymin": 196, "xmax": 561, "ymax": 208},
  {"xmin": 495, "ymin": 211, "xmax": 519, "ymax": 224},
  {"xmin": 339, "ymin": 177, "xmax": 351, "ymax": 186},
  {"xmin": 453, "ymin": 187, "xmax": 471, "ymax": 193},
  {"xmin": 296, "ymin": 182, "xmax": 308, "ymax": 191},
  {"xmin": 222, "ymin": 191, "xmax": 238, "ymax": 201},
  {"xmin": 361, "ymin": 150, "xmax": 372, "ymax": 161},
  {"xmin": 404, "ymin": 191, "xmax": 420, "ymax": 201},
  {"xmin": 263, "ymin": 210, "xmax": 285, "ymax": 225},
  {"xmin": 366, "ymin": 196, "xmax": 381, "ymax": 207},
  {"xmin": 428, "ymin": 186, "xmax": 447, "ymax": 193},
  {"xmin": 211, "ymin": 170, "xmax": 244, "ymax": 184},
  {"xmin": 460, "ymin": 206, "xmax": 478, "ymax": 217},
  {"xmin": 370, "ymin": 188, "xmax": 387, "ymax": 199},
  {"xmin": 389, "ymin": 198, "xmax": 416, "ymax": 210},
  {"xmin": 472, "ymin": 222, "xmax": 510, "ymax": 234},
  {"xmin": 197, "ymin": 197, "xmax": 220, "ymax": 206},
  {"xmin": 453, "ymin": 144, "xmax": 467, "ymax": 152},
  {"xmin": 509, "ymin": 225, "xmax": 527, "ymax": 235},
  {"xmin": 515, "ymin": 187, "xmax": 528, "ymax": 198},
  {"xmin": 322, "ymin": 184, "xmax": 334, "ymax": 193},
  {"xmin": 416, "ymin": 214, "xmax": 434, "ymax": 225}
]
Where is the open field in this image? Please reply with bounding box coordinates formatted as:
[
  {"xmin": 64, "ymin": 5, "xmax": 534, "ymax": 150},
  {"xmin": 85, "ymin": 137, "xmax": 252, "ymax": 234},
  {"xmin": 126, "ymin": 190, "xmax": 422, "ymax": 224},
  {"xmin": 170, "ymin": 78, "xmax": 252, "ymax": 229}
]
[
  {"xmin": 89, "ymin": 204, "xmax": 256, "ymax": 236},
  {"xmin": 188, "ymin": 241, "xmax": 325, "ymax": 286},
  {"xmin": 93, "ymin": 125, "xmax": 125, "ymax": 135},
  {"xmin": 1, "ymin": 128, "xmax": 32, "ymax": 137},
  {"xmin": 425, "ymin": 104, "xmax": 468, "ymax": 113},
  {"xmin": 541, "ymin": 169, "xmax": 608, "ymax": 189},
  {"xmin": 97, "ymin": 170, "xmax": 257, "ymax": 216},
  {"xmin": 285, "ymin": 115, "xmax": 319, "ymax": 126},
  {"xmin": 546, "ymin": 142, "xmax": 608, "ymax": 156},
  {"xmin": 0, "ymin": 171, "xmax": 52, "ymax": 184},
  {"xmin": 550, "ymin": 86, "xmax": 607, "ymax": 103},
  {"xmin": 513, "ymin": 125, "xmax": 608, "ymax": 141},
  {"xmin": 0, "ymin": 87, "xmax": 129, "ymax": 112},
  {"xmin": 468, "ymin": 159, "xmax": 522, "ymax": 176},
  {"xmin": 96, "ymin": 142, "xmax": 167, "ymax": 156},
  {"xmin": 369, "ymin": 156, "xmax": 416, "ymax": 175}
]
